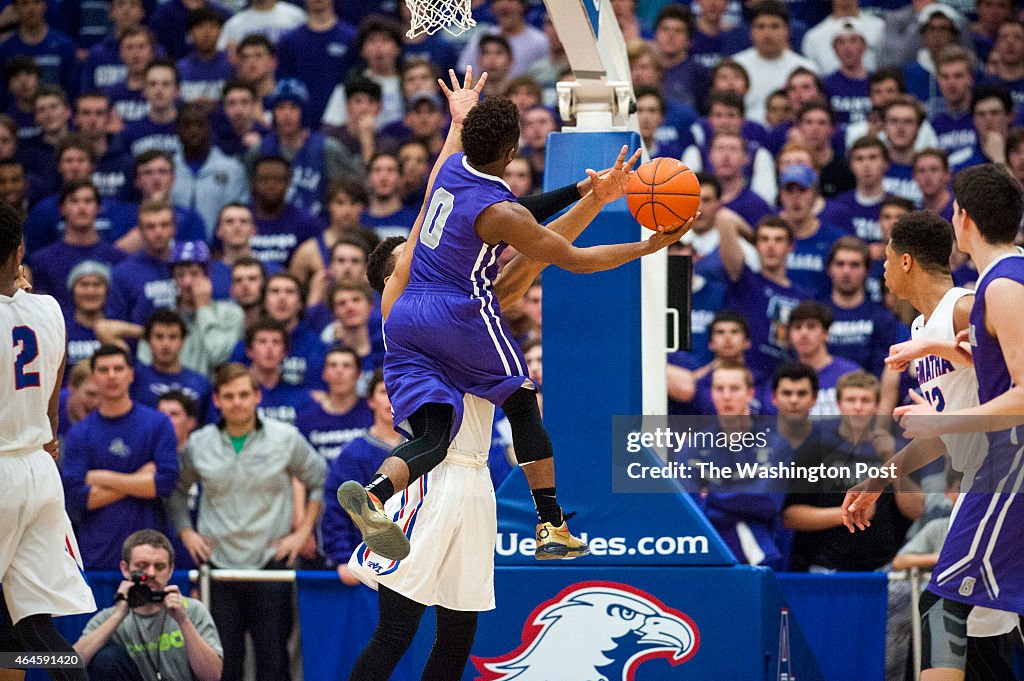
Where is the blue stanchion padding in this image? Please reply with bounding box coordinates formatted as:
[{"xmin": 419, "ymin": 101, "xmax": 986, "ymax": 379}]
[
  {"xmin": 777, "ymin": 573, "xmax": 888, "ymax": 681},
  {"xmin": 494, "ymin": 130, "xmax": 736, "ymax": 567}
]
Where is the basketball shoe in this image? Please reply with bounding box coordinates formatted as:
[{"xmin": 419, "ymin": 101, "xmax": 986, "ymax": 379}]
[{"xmin": 337, "ymin": 481, "xmax": 411, "ymax": 561}]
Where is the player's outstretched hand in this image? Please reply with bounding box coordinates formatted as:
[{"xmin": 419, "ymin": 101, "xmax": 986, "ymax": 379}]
[
  {"xmin": 841, "ymin": 477, "xmax": 884, "ymax": 533},
  {"xmin": 893, "ymin": 391, "xmax": 943, "ymax": 439},
  {"xmin": 645, "ymin": 213, "xmax": 701, "ymax": 252},
  {"xmin": 585, "ymin": 146, "xmax": 642, "ymax": 204},
  {"xmin": 440, "ymin": 66, "xmax": 487, "ymax": 127}
]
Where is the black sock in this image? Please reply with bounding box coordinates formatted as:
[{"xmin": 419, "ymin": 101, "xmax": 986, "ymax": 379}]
[
  {"xmin": 531, "ymin": 487, "xmax": 562, "ymax": 525},
  {"xmin": 365, "ymin": 474, "xmax": 394, "ymax": 505}
]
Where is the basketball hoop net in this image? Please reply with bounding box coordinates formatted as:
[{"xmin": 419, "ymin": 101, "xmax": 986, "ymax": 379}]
[{"xmin": 405, "ymin": 0, "xmax": 476, "ymax": 38}]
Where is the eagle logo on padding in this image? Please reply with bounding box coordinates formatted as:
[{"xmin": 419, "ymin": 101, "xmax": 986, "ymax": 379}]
[{"xmin": 473, "ymin": 580, "xmax": 699, "ymax": 681}]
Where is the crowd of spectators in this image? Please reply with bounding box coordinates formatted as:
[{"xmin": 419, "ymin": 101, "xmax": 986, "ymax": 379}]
[{"xmin": 4, "ymin": 0, "xmax": 1024, "ymax": 677}]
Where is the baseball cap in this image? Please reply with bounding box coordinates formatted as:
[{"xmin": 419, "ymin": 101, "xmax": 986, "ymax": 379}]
[
  {"xmin": 66, "ymin": 260, "xmax": 111, "ymax": 290},
  {"xmin": 268, "ymin": 78, "xmax": 310, "ymax": 109},
  {"xmin": 918, "ymin": 4, "xmax": 961, "ymax": 31},
  {"xmin": 170, "ymin": 240, "xmax": 211, "ymax": 266},
  {"xmin": 406, "ymin": 90, "xmax": 443, "ymax": 112},
  {"xmin": 779, "ymin": 164, "xmax": 818, "ymax": 190},
  {"xmin": 833, "ymin": 20, "xmax": 864, "ymax": 42}
]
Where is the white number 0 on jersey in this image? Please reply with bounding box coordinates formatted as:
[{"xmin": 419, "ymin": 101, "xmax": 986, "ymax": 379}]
[{"xmin": 420, "ymin": 188, "xmax": 454, "ymax": 249}]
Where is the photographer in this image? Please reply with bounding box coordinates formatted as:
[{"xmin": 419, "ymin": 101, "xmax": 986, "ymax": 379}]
[{"xmin": 73, "ymin": 530, "xmax": 223, "ymax": 681}]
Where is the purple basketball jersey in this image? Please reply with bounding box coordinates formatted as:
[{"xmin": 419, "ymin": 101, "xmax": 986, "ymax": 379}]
[
  {"xmin": 929, "ymin": 254, "xmax": 1024, "ymax": 613},
  {"xmin": 386, "ymin": 153, "xmax": 525, "ymax": 437}
]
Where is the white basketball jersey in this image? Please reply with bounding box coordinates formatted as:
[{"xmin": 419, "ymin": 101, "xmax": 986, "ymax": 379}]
[
  {"xmin": 0, "ymin": 290, "xmax": 66, "ymax": 454},
  {"xmin": 911, "ymin": 287, "xmax": 987, "ymax": 483},
  {"xmin": 449, "ymin": 394, "xmax": 494, "ymax": 467}
]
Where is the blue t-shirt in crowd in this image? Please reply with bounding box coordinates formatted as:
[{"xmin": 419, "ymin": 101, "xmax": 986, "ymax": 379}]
[
  {"xmin": 276, "ymin": 20, "xmax": 357, "ymax": 127},
  {"xmin": 823, "ymin": 72, "xmax": 871, "ymax": 125},
  {"xmin": 295, "ymin": 398, "xmax": 374, "ymax": 462},
  {"xmin": 727, "ymin": 265, "xmax": 813, "ymax": 384},
  {"xmin": 255, "ymin": 380, "xmax": 310, "ymax": 426},
  {"xmin": 121, "ymin": 116, "xmax": 182, "ymax": 159},
  {"xmin": 118, "ymin": 204, "xmax": 207, "ymax": 244},
  {"xmin": 61, "ymin": 403, "xmax": 179, "ymax": 569},
  {"xmin": 229, "ymin": 322, "xmax": 326, "ymax": 389},
  {"xmin": 93, "ymin": 139, "xmax": 136, "ymax": 200},
  {"xmin": 810, "ymin": 356, "xmax": 864, "ymax": 416},
  {"xmin": 0, "ymin": 28, "xmax": 78, "ymax": 98},
  {"xmin": 105, "ymin": 251, "xmax": 175, "ymax": 324},
  {"xmin": 130, "ymin": 362, "xmax": 212, "ymax": 424},
  {"xmin": 178, "ymin": 51, "xmax": 235, "ymax": 103},
  {"xmin": 931, "ymin": 109, "xmax": 977, "ymax": 169},
  {"xmin": 690, "ymin": 25, "xmax": 749, "ymax": 69},
  {"xmin": 149, "ymin": 0, "xmax": 234, "ymax": 60},
  {"xmin": 883, "ymin": 162, "xmax": 923, "ymax": 204},
  {"xmin": 81, "ymin": 33, "xmax": 127, "ymax": 91},
  {"xmin": 250, "ymin": 203, "xmax": 322, "ymax": 268},
  {"xmin": 827, "ymin": 298, "xmax": 901, "ymax": 376},
  {"xmin": 820, "ymin": 191, "xmax": 885, "ymax": 243},
  {"xmin": 23, "ymin": 195, "xmax": 136, "ymax": 253},
  {"xmin": 786, "ymin": 222, "xmax": 846, "ymax": 300},
  {"xmin": 360, "ymin": 207, "xmax": 418, "ymax": 240},
  {"xmin": 724, "ymin": 187, "xmax": 773, "ymax": 229},
  {"xmin": 65, "ymin": 316, "xmax": 100, "ymax": 381},
  {"xmin": 105, "ymin": 81, "xmax": 149, "ymax": 124},
  {"xmin": 27, "ymin": 240, "xmax": 126, "ymax": 308}
]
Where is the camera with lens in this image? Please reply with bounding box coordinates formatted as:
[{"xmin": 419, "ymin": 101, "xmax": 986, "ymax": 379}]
[{"xmin": 127, "ymin": 572, "xmax": 167, "ymax": 608}]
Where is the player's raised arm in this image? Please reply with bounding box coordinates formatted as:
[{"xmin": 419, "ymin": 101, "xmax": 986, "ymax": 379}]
[{"xmin": 382, "ymin": 67, "xmax": 486, "ymax": 318}]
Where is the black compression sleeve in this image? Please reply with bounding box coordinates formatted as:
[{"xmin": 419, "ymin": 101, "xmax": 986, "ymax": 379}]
[{"xmin": 517, "ymin": 183, "xmax": 581, "ymax": 223}]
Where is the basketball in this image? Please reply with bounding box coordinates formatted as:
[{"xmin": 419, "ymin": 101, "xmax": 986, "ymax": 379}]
[{"xmin": 626, "ymin": 158, "xmax": 701, "ymax": 232}]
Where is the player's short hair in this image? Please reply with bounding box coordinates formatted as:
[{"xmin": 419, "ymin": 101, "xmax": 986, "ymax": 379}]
[
  {"xmin": 324, "ymin": 344, "xmax": 362, "ymax": 369},
  {"xmin": 479, "ymin": 34, "xmax": 512, "ymax": 57},
  {"xmin": 122, "ymin": 529, "xmax": 175, "ymax": 566},
  {"xmin": 59, "ymin": 179, "xmax": 100, "ymax": 205},
  {"xmin": 157, "ymin": 389, "xmax": 197, "ymax": 419},
  {"xmin": 633, "ymin": 85, "xmax": 666, "ymax": 115},
  {"xmin": 221, "ymin": 78, "xmax": 257, "ymax": 100},
  {"xmin": 771, "ymin": 361, "xmax": 819, "ymax": 394},
  {"xmin": 913, "ymin": 147, "xmax": 950, "ymax": 171},
  {"xmin": 710, "ymin": 59, "xmax": 749, "ymax": 89},
  {"xmin": 213, "ymin": 362, "xmax": 258, "ymax": 393},
  {"xmin": 952, "ymin": 164, "xmax": 1023, "ymax": 245},
  {"xmin": 709, "ymin": 310, "xmax": 750, "ymax": 339},
  {"xmin": 971, "ymin": 83, "xmax": 1013, "ymax": 115},
  {"xmin": 880, "ymin": 195, "xmax": 915, "ymax": 214},
  {"xmin": 231, "ymin": 255, "xmax": 266, "ymax": 278},
  {"xmin": 889, "ymin": 211, "xmax": 953, "ymax": 274},
  {"xmin": 462, "ymin": 96, "xmax": 520, "ymax": 166},
  {"xmin": 4, "ymin": 55, "xmax": 38, "ymax": 84},
  {"xmin": 835, "ymin": 370, "xmax": 880, "ymax": 403},
  {"xmin": 143, "ymin": 57, "xmax": 178, "ymax": 84},
  {"xmin": 711, "ymin": 360, "xmax": 754, "ymax": 389},
  {"xmin": 755, "ymin": 216, "xmax": 794, "ymax": 243},
  {"xmin": 654, "ymin": 4, "xmax": 694, "ymax": 35},
  {"xmin": 695, "ymin": 172, "xmax": 721, "ymax": 199},
  {"xmin": 244, "ymin": 317, "xmax": 289, "ymax": 351},
  {"xmin": 144, "ymin": 309, "xmax": 188, "ymax": 340},
  {"xmin": 90, "ymin": 343, "xmax": 132, "ymax": 370},
  {"xmin": 366, "ymin": 368, "xmax": 386, "ymax": 398},
  {"xmin": 326, "ymin": 177, "xmax": 369, "ymax": 206},
  {"xmin": 237, "ymin": 33, "xmax": 274, "ymax": 56},
  {"xmin": 849, "ymin": 135, "xmax": 890, "ymax": 163},
  {"xmin": 708, "ymin": 88, "xmax": 745, "ymax": 115},
  {"xmin": 796, "ymin": 98, "xmax": 835, "ymax": 126},
  {"xmin": 34, "ymin": 84, "xmax": 68, "ymax": 108},
  {"xmin": 750, "ymin": 0, "xmax": 788, "ymax": 23},
  {"xmin": 367, "ymin": 236, "xmax": 408, "ymax": 294},
  {"xmin": 827, "ymin": 236, "xmax": 870, "ymax": 270},
  {"xmin": 134, "ymin": 149, "xmax": 173, "ymax": 171},
  {"xmin": 788, "ymin": 300, "xmax": 833, "ymax": 330},
  {"xmin": 883, "ymin": 95, "xmax": 926, "ymax": 125},
  {"xmin": 870, "ymin": 67, "xmax": 905, "ymax": 92},
  {"xmin": 935, "ymin": 45, "xmax": 976, "ymax": 72},
  {"xmin": 118, "ymin": 25, "xmax": 156, "ymax": 48},
  {"xmin": 0, "ymin": 201, "xmax": 22, "ymax": 265}
]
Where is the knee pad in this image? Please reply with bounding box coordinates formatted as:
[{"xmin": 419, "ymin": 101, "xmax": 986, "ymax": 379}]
[
  {"xmin": 501, "ymin": 388, "xmax": 553, "ymax": 464},
  {"xmin": 919, "ymin": 590, "xmax": 971, "ymax": 672},
  {"xmin": 394, "ymin": 404, "xmax": 454, "ymax": 481}
]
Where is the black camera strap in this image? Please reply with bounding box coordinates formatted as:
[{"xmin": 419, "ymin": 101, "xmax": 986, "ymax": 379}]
[{"xmin": 130, "ymin": 608, "xmax": 167, "ymax": 681}]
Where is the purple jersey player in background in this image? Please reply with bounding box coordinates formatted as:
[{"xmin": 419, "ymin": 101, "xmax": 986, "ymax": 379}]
[
  {"xmin": 337, "ymin": 68, "xmax": 692, "ymax": 564},
  {"xmin": 894, "ymin": 164, "xmax": 1024, "ymax": 679}
]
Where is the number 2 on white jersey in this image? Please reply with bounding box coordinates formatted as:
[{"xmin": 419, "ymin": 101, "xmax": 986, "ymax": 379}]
[
  {"xmin": 420, "ymin": 188, "xmax": 454, "ymax": 249},
  {"xmin": 12, "ymin": 326, "xmax": 40, "ymax": 389}
]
